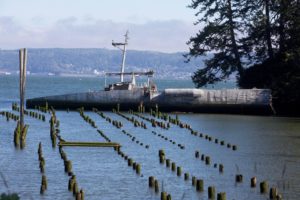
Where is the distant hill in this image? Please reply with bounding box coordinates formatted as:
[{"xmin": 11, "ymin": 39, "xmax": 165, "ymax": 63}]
[{"xmin": 0, "ymin": 48, "xmax": 204, "ymax": 79}]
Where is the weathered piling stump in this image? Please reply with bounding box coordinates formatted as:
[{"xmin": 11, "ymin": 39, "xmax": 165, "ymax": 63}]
[
  {"xmin": 217, "ymin": 192, "xmax": 226, "ymax": 200},
  {"xmin": 205, "ymin": 156, "xmax": 211, "ymax": 165},
  {"xmin": 171, "ymin": 162, "xmax": 176, "ymax": 171},
  {"xmin": 195, "ymin": 151, "xmax": 200, "ymax": 158},
  {"xmin": 219, "ymin": 164, "xmax": 224, "ymax": 173},
  {"xmin": 201, "ymin": 154, "xmax": 205, "ymax": 161},
  {"xmin": 69, "ymin": 176, "xmax": 76, "ymax": 191},
  {"xmin": 208, "ymin": 186, "xmax": 216, "ymax": 199},
  {"xmin": 235, "ymin": 174, "xmax": 243, "ymax": 183},
  {"xmin": 232, "ymin": 145, "xmax": 237, "ymax": 151},
  {"xmin": 40, "ymin": 184, "xmax": 46, "ymax": 194},
  {"xmin": 41, "ymin": 175, "xmax": 47, "ymax": 189},
  {"xmin": 154, "ymin": 179, "xmax": 159, "ymax": 193},
  {"xmin": 159, "ymin": 149, "xmax": 165, "ymax": 157},
  {"xmin": 73, "ymin": 182, "xmax": 79, "ymax": 196},
  {"xmin": 184, "ymin": 172, "xmax": 189, "ymax": 180},
  {"xmin": 196, "ymin": 179, "xmax": 204, "ymax": 192},
  {"xmin": 192, "ymin": 176, "xmax": 196, "ymax": 186},
  {"xmin": 260, "ymin": 181, "xmax": 268, "ymax": 194},
  {"xmin": 136, "ymin": 164, "xmax": 141, "ymax": 174},
  {"xmin": 161, "ymin": 192, "xmax": 167, "ymax": 200},
  {"xmin": 75, "ymin": 192, "xmax": 81, "ymax": 200},
  {"xmin": 40, "ymin": 162, "xmax": 45, "ymax": 173},
  {"xmin": 80, "ymin": 189, "xmax": 84, "ymax": 200},
  {"xmin": 128, "ymin": 158, "xmax": 133, "ymax": 166},
  {"xmin": 65, "ymin": 160, "xmax": 72, "ymax": 173},
  {"xmin": 159, "ymin": 155, "xmax": 165, "ymax": 164},
  {"xmin": 149, "ymin": 176, "xmax": 154, "ymax": 188},
  {"xmin": 251, "ymin": 177, "xmax": 257, "ymax": 187},
  {"xmin": 167, "ymin": 194, "xmax": 172, "ymax": 200},
  {"xmin": 176, "ymin": 166, "xmax": 182, "ymax": 176},
  {"xmin": 269, "ymin": 187, "xmax": 278, "ymax": 199},
  {"xmin": 166, "ymin": 159, "xmax": 170, "ymax": 168}
]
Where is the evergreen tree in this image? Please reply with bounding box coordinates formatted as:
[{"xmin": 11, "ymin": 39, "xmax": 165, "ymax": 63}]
[
  {"xmin": 239, "ymin": 0, "xmax": 274, "ymax": 63},
  {"xmin": 186, "ymin": 0, "xmax": 243, "ymax": 87}
]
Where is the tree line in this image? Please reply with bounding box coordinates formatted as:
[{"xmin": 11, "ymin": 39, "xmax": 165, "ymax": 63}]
[{"xmin": 186, "ymin": 0, "xmax": 300, "ymax": 115}]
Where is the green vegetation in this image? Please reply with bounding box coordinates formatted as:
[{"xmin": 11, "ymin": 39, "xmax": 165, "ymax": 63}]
[
  {"xmin": 0, "ymin": 193, "xmax": 20, "ymax": 200},
  {"xmin": 187, "ymin": 0, "xmax": 300, "ymax": 115}
]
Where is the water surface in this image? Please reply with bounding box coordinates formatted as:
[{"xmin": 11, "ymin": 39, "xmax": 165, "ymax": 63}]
[{"xmin": 0, "ymin": 75, "xmax": 299, "ymax": 200}]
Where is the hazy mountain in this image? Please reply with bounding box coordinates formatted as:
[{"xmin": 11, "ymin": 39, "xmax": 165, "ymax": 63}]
[{"xmin": 0, "ymin": 48, "xmax": 203, "ymax": 79}]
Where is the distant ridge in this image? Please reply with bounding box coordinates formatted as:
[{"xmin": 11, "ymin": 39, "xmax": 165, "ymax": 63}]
[{"xmin": 0, "ymin": 48, "xmax": 203, "ymax": 79}]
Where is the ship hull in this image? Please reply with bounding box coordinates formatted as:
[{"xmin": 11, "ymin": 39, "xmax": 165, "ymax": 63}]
[{"xmin": 26, "ymin": 88, "xmax": 273, "ymax": 115}]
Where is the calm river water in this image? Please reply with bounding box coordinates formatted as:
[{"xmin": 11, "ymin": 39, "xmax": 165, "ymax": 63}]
[{"xmin": 0, "ymin": 75, "xmax": 299, "ymax": 200}]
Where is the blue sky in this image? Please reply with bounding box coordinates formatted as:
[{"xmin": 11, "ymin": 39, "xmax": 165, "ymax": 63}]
[{"xmin": 0, "ymin": 0, "xmax": 198, "ymax": 52}]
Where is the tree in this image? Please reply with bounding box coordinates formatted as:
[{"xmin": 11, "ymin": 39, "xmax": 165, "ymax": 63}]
[
  {"xmin": 238, "ymin": 0, "xmax": 274, "ymax": 63},
  {"xmin": 186, "ymin": 0, "xmax": 244, "ymax": 87},
  {"xmin": 238, "ymin": 0, "xmax": 300, "ymax": 115},
  {"xmin": 187, "ymin": 0, "xmax": 300, "ymax": 115}
]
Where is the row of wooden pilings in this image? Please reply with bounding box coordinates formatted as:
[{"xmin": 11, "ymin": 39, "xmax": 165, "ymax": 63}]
[
  {"xmin": 48, "ymin": 108, "xmax": 84, "ymax": 199},
  {"xmin": 151, "ymin": 131, "xmax": 185, "ymax": 150},
  {"xmin": 93, "ymin": 108, "xmax": 123, "ymax": 129},
  {"xmin": 93, "ymin": 108, "xmax": 150, "ymax": 148},
  {"xmin": 121, "ymin": 130, "xmax": 150, "ymax": 149},
  {"xmin": 150, "ymin": 109, "xmax": 238, "ymax": 151},
  {"xmin": 78, "ymin": 108, "xmax": 97, "ymax": 128},
  {"xmin": 148, "ymin": 176, "xmax": 172, "ymax": 200},
  {"xmin": 158, "ymin": 149, "xmax": 227, "ymax": 200},
  {"xmin": 12, "ymin": 103, "xmax": 46, "ymax": 122},
  {"xmin": 35, "ymin": 102, "xmax": 49, "ymax": 113},
  {"xmin": 0, "ymin": 111, "xmax": 19, "ymax": 121},
  {"xmin": 131, "ymin": 111, "xmax": 170, "ymax": 130},
  {"xmin": 59, "ymin": 146, "xmax": 85, "ymax": 200},
  {"xmin": 49, "ymin": 112, "xmax": 58, "ymax": 148},
  {"xmin": 114, "ymin": 109, "xmax": 147, "ymax": 129},
  {"xmin": 38, "ymin": 142, "xmax": 47, "ymax": 194},
  {"xmin": 195, "ymin": 150, "xmax": 224, "ymax": 173}
]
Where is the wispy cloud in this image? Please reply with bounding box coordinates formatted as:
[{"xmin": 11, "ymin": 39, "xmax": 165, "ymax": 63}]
[{"xmin": 0, "ymin": 16, "xmax": 197, "ymax": 52}]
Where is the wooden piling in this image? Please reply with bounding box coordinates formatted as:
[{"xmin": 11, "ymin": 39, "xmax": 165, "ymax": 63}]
[
  {"xmin": 208, "ymin": 186, "xmax": 216, "ymax": 199},
  {"xmin": 235, "ymin": 174, "xmax": 243, "ymax": 183},
  {"xmin": 205, "ymin": 156, "xmax": 211, "ymax": 165},
  {"xmin": 217, "ymin": 192, "xmax": 226, "ymax": 200},
  {"xmin": 176, "ymin": 166, "xmax": 182, "ymax": 176},
  {"xmin": 19, "ymin": 48, "xmax": 27, "ymax": 129},
  {"xmin": 166, "ymin": 159, "xmax": 170, "ymax": 168},
  {"xmin": 251, "ymin": 177, "xmax": 256, "ymax": 187},
  {"xmin": 184, "ymin": 173, "xmax": 189, "ymax": 180},
  {"xmin": 260, "ymin": 181, "xmax": 268, "ymax": 194},
  {"xmin": 161, "ymin": 192, "xmax": 167, "ymax": 200},
  {"xmin": 171, "ymin": 162, "xmax": 176, "ymax": 171},
  {"xmin": 167, "ymin": 194, "xmax": 172, "ymax": 200},
  {"xmin": 269, "ymin": 187, "xmax": 278, "ymax": 199},
  {"xmin": 154, "ymin": 179, "xmax": 159, "ymax": 193},
  {"xmin": 149, "ymin": 176, "xmax": 154, "ymax": 188},
  {"xmin": 136, "ymin": 164, "xmax": 141, "ymax": 174},
  {"xmin": 196, "ymin": 179, "xmax": 204, "ymax": 192},
  {"xmin": 192, "ymin": 176, "xmax": 196, "ymax": 186},
  {"xmin": 219, "ymin": 164, "xmax": 224, "ymax": 173}
]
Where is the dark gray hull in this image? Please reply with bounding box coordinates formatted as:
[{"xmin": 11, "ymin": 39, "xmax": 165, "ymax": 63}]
[{"xmin": 26, "ymin": 88, "xmax": 273, "ymax": 115}]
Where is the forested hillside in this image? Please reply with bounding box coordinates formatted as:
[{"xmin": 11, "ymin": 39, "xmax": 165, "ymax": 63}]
[{"xmin": 0, "ymin": 48, "xmax": 202, "ymax": 79}]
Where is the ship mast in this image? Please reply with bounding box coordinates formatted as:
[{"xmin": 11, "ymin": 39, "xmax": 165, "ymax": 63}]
[{"xmin": 112, "ymin": 31, "xmax": 129, "ymax": 82}]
